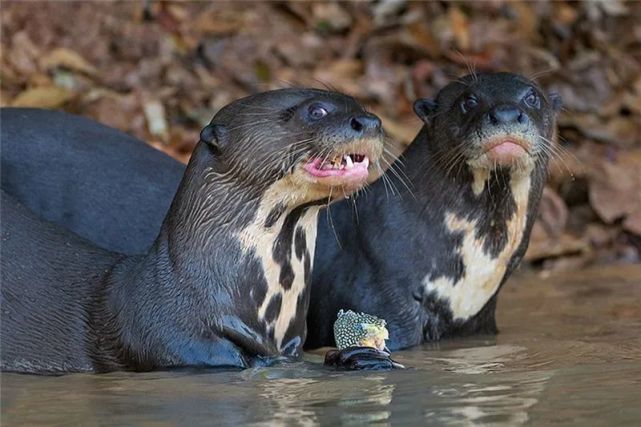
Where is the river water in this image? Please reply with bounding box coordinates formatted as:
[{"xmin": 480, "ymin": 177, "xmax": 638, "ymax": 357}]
[{"xmin": 2, "ymin": 264, "xmax": 640, "ymax": 426}]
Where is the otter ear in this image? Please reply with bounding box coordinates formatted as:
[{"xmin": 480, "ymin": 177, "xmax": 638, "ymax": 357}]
[
  {"xmin": 413, "ymin": 98, "xmax": 438, "ymax": 124},
  {"xmin": 549, "ymin": 92, "xmax": 563, "ymax": 112},
  {"xmin": 200, "ymin": 123, "xmax": 227, "ymax": 154}
]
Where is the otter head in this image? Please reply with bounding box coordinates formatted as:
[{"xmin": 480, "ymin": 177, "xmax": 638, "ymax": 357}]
[
  {"xmin": 200, "ymin": 88, "xmax": 385, "ymax": 205},
  {"xmin": 414, "ymin": 72, "xmax": 562, "ymax": 175}
]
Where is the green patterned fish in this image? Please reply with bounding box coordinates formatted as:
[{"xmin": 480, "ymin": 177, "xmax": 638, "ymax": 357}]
[{"xmin": 333, "ymin": 310, "xmax": 389, "ymax": 351}]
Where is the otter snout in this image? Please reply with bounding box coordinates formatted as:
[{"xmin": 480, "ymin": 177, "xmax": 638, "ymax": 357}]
[
  {"xmin": 487, "ymin": 105, "xmax": 528, "ymax": 126},
  {"xmin": 477, "ymin": 105, "xmax": 534, "ymax": 166},
  {"xmin": 350, "ymin": 113, "xmax": 382, "ymax": 135}
]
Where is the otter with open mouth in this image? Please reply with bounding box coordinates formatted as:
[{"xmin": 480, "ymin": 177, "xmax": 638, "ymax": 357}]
[
  {"xmin": 0, "ymin": 88, "xmax": 385, "ymax": 374},
  {"xmin": 307, "ymin": 72, "xmax": 562, "ymax": 352}
]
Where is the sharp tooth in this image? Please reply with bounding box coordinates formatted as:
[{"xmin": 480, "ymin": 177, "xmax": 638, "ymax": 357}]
[{"xmin": 344, "ymin": 154, "xmax": 354, "ymax": 168}]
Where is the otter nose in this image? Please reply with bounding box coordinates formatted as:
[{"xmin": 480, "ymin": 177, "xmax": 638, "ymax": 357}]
[
  {"xmin": 488, "ymin": 105, "xmax": 528, "ymax": 126},
  {"xmin": 350, "ymin": 114, "xmax": 382, "ymax": 133}
]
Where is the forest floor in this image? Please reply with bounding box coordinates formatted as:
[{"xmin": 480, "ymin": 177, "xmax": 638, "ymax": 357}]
[{"xmin": 2, "ymin": 1, "xmax": 640, "ymax": 271}]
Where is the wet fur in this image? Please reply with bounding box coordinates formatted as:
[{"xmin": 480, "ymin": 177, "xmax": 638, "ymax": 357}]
[
  {"xmin": 0, "ymin": 108, "xmax": 181, "ymax": 256},
  {"xmin": 1, "ymin": 145, "xmax": 318, "ymax": 373},
  {"xmin": 307, "ymin": 73, "xmax": 559, "ymax": 349},
  {"xmin": 307, "ymin": 133, "xmax": 548, "ymax": 348},
  {"xmin": 0, "ymin": 74, "xmax": 559, "ymax": 355},
  {"xmin": 0, "ymin": 89, "xmax": 382, "ymax": 373}
]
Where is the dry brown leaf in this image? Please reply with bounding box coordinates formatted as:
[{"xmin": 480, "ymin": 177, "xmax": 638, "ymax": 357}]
[
  {"xmin": 312, "ymin": 3, "xmax": 352, "ymax": 33},
  {"xmin": 589, "ymin": 150, "xmax": 641, "ymax": 232},
  {"xmin": 6, "ymin": 31, "xmax": 41, "ymax": 77},
  {"xmin": 448, "ymin": 7, "xmax": 470, "ymax": 51},
  {"xmin": 193, "ymin": 9, "xmax": 244, "ymax": 35},
  {"xmin": 40, "ymin": 48, "xmax": 97, "ymax": 75},
  {"xmin": 11, "ymin": 86, "xmax": 73, "ymax": 108},
  {"xmin": 623, "ymin": 211, "xmax": 641, "ymax": 236},
  {"xmin": 143, "ymin": 99, "xmax": 169, "ymax": 138},
  {"xmin": 511, "ymin": 2, "xmax": 538, "ymax": 41},
  {"xmin": 525, "ymin": 228, "xmax": 589, "ymax": 261},
  {"xmin": 83, "ymin": 93, "xmax": 141, "ymax": 134},
  {"xmin": 538, "ymin": 187, "xmax": 569, "ymax": 237}
]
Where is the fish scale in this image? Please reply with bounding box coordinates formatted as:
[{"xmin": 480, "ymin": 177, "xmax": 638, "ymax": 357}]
[{"xmin": 333, "ymin": 310, "xmax": 389, "ymax": 351}]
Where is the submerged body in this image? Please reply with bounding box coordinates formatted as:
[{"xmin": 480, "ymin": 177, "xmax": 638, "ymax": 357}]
[{"xmin": 0, "ymin": 89, "xmax": 385, "ymax": 374}]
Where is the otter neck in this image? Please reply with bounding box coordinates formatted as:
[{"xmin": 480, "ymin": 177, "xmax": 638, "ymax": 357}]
[
  {"xmin": 402, "ymin": 127, "xmax": 543, "ymax": 220},
  {"xmin": 141, "ymin": 144, "xmax": 322, "ymax": 354},
  {"xmin": 406, "ymin": 127, "xmax": 546, "ymax": 321},
  {"xmin": 235, "ymin": 181, "xmax": 322, "ymax": 351},
  {"xmin": 161, "ymin": 144, "xmax": 317, "ymax": 257}
]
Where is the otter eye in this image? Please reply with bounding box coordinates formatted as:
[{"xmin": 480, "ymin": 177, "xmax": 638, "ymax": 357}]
[
  {"xmin": 524, "ymin": 90, "xmax": 540, "ymax": 109},
  {"xmin": 461, "ymin": 95, "xmax": 479, "ymax": 113},
  {"xmin": 308, "ymin": 104, "xmax": 328, "ymax": 120}
]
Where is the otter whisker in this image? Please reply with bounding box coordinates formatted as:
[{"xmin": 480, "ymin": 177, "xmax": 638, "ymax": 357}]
[
  {"xmin": 379, "ymin": 154, "xmax": 413, "ymax": 198},
  {"xmin": 537, "ymin": 134, "xmax": 582, "ymax": 177},
  {"xmin": 325, "ymin": 187, "xmax": 343, "ymax": 249},
  {"xmin": 350, "ymin": 191, "xmax": 360, "ymax": 225},
  {"xmin": 384, "ymin": 159, "xmax": 413, "ymax": 195},
  {"xmin": 381, "ymin": 144, "xmax": 412, "ymax": 182},
  {"xmin": 377, "ymin": 162, "xmax": 393, "ymax": 199},
  {"xmin": 378, "ymin": 157, "xmax": 403, "ymax": 197},
  {"xmin": 380, "ymin": 169, "xmax": 396, "ymax": 199}
]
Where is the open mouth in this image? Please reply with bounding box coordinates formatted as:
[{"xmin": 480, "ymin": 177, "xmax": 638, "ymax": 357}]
[{"xmin": 304, "ymin": 153, "xmax": 370, "ymax": 184}]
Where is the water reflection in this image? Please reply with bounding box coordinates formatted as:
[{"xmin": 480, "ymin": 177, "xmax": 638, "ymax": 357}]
[
  {"xmin": 245, "ymin": 367, "xmax": 395, "ymax": 425},
  {"xmin": 425, "ymin": 371, "xmax": 550, "ymax": 426},
  {"xmin": 2, "ymin": 265, "xmax": 641, "ymax": 426},
  {"xmin": 424, "ymin": 344, "xmax": 527, "ymax": 374}
]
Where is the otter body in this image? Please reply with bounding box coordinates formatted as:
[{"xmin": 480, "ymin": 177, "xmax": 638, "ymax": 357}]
[
  {"xmin": 309, "ymin": 73, "xmax": 560, "ymax": 349},
  {"xmin": 308, "ymin": 132, "xmax": 544, "ymax": 348},
  {"xmin": 0, "ymin": 73, "xmax": 561, "ymax": 354},
  {"xmin": 0, "ymin": 89, "xmax": 384, "ymax": 374},
  {"xmin": 0, "ymin": 108, "xmax": 183, "ymax": 256}
]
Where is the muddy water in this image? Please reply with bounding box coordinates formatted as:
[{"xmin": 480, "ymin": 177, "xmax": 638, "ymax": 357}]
[{"xmin": 2, "ymin": 265, "xmax": 640, "ymax": 426}]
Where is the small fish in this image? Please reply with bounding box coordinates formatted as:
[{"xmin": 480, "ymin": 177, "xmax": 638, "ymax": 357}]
[{"xmin": 333, "ymin": 310, "xmax": 389, "ymax": 351}]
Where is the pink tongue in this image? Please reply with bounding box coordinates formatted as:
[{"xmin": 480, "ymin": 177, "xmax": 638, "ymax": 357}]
[
  {"xmin": 487, "ymin": 142, "xmax": 526, "ymax": 163},
  {"xmin": 304, "ymin": 157, "xmax": 370, "ymax": 183}
]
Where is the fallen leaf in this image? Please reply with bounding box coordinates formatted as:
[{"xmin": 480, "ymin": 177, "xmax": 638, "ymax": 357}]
[
  {"xmin": 525, "ymin": 229, "xmax": 589, "ymax": 261},
  {"xmin": 40, "ymin": 48, "xmax": 97, "ymax": 75},
  {"xmin": 623, "ymin": 211, "xmax": 641, "ymax": 236},
  {"xmin": 589, "ymin": 149, "xmax": 641, "ymax": 228},
  {"xmin": 11, "ymin": 86, "xmax": 73, "ymax": 108},
  {"xmin": 448, "ymin": 7, "xmax": 470, "ymax": 51},
  {"xmin": 312, "ymin": 2, "xmax": 352, "ymax": 33},
  {"xmin": 143, "ymin": 99, "xmax": 169, "ymax": 138},
  {"xmin": 538, "ymin": 187, "xmax": 569, "ymax": 237}
]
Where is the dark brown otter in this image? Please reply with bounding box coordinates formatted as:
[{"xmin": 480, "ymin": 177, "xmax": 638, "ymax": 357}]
[{"xmin": 0, "ymin": 88, "xmax": 385, "ymax": 374}]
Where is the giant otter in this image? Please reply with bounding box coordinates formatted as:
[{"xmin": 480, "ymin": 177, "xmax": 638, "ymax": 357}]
[
  {"xmin": 0, "ymin": 88, "xmax": 386, "ymax": 374},
  {"xmin": 308, "ymin": 72, "xmax": 562, "ymax": 349},
  {"xmin": 0, "ymin": 72, "xmax": 561, "ymax": 352}
]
